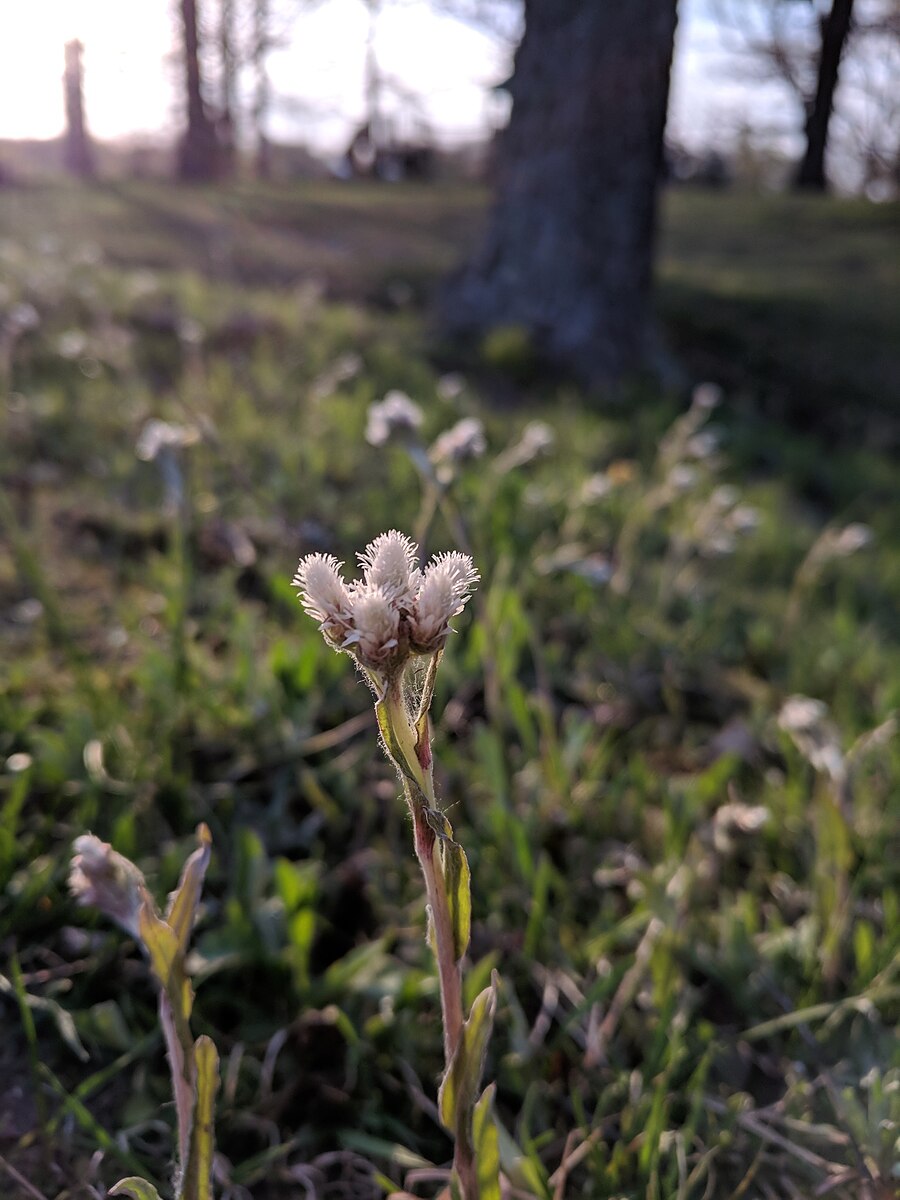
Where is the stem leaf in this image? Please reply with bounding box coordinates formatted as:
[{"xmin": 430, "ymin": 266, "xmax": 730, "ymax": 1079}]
[
  {"xmin": 166, "ymin": 824, "xmax": 213, "ymax": 957},
  {"xmin": 439, "ymin": 973, "xmax": 498, "ymax": 1143},
  {"xmin": 436, "ymin": 833, "xmax": 471, "ymax": 963},
  {"xmin": 109, "ymin": 1180, "xmax": 164, "ymax": 1200},
  {"xmin": 179, "ymin": 1035, "xmax": 219, "ymax": 1200},
  {"xmin": 472, "ymin": 1084, "xmax": 502, "ymax": 1200}
]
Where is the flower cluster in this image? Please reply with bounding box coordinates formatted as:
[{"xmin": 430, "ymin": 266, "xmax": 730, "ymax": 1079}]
[{"xmin": 293, "ymin": 531, "xmax": 479, "ymax": 671}]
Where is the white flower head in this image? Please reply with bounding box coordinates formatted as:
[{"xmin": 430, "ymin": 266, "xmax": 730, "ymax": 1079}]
[
  {"xmin": 347, "ymin": 585, "xmax": 401, "ymax": 667},
  {"xmin": 293, "ymin": 553, "xmax": 353, "ymax": 644},
  {"xmin": 357, "ymin": 530, "xmax": 420, "ymax": 607},
  {"xmin": 136, "ymin": 418, "xmax": 199, "ymax": 462},
  {"xmin": 833, "ymin": 523, "xmax": 873, "ymax": 556},
  {"xmin": 70, "ymin": 834, "xmax": 148, "ymax": 938},
  {"xmin": 430, "ymin": 418, "xmax": 487, "ymax": 468},
  {"xmin": 692, "ymin": 382, "xmax": 722, "ymax": 412},
  {"xmin": 365, "ymin": 390, "xmax": 424, "ymax": 447},
  {"xmin": 294, "ymin": 536, "xmax": 478, "ymax": 671},
  {"xmin": 410, "ymin": 551, "xmax": 480, "ymax": 652}
]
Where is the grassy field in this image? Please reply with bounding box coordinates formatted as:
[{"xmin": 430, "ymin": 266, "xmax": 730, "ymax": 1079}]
[{"xmin": 0, "ymin": 180, "xmax": 898, "ymax": 1200}]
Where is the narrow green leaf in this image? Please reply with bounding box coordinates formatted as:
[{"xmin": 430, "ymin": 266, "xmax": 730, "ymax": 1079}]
[
  {"xmin": 109, "ymin": 1178, "xmax": 164, "ymax": 1200},
  {"xmin": 472, "ymin": 1085, "xmax": 502, "ymax": 1200},
  {"xmin": 180, "ymin": 1035, "xmax": 219, "ymax": 1200},
  {"xmin": 138, "ymin": 903, "xmax": 181, "ymax": 995},
  {"xmin": 414, "ymin": 649, "xmax": 443, "ymax": 746},
  {"xmin": 165, "ymin": 824, "xmax": 212, "ymax": 957},
  {"xmin": 0, "ymin": 967, "xmax": 89, "ymax": 1062},
  {"xmin": 493, "ymin": 1120, "xmax": 552, "ymax": 1199},
  {"xmin": 436, "ymin": 835, "xmax": 471, "ymax": 963},
  {"xmin": 374, "ymin": 698, "xmax": 428, "ymax": 805},
  {"xmin": 439, "ymin": 974, "xmax": 497, "ymax": 1141}
]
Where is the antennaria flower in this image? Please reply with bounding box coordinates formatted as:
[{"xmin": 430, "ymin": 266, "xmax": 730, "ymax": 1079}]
[
  {"xmin": 357, "ymin": 529, "xmax": 421, "ymax": 607},
  {"xmin": 293, "ymin": 536, "xmax": 478, "ymax": 676},
  {"xmin": 346, "ymin": 585, "xmax": 401, "ymax": 666},
  {"xmin": 290, "ymin": 532, "xmax": 487, "ymax": 1198},
  {"xmin": 365, "ymin": 390, "xmax": 424, "ymax": 447},
  {"xmin": 292, "ymin": 553, "xmax": 353, "ymax": 645},
  {"xmin": 410, "ymin": 551, "xmax": 480, "ymax": 652}
]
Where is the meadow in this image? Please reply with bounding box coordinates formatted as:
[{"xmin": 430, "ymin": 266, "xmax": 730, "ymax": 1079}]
[{"xmin": 0, "ymin": 180, "xmax": 898, "ymax": 1200}]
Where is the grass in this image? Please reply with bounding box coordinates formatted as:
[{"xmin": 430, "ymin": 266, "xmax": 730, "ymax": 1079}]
[{"xmin": 0, "ymin": 179, "xmax": 898, "ymax": 1199}]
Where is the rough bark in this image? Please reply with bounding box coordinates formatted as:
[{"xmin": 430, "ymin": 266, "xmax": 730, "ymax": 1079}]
[
  {"xmin": 62, "ymin": 40, "xmax": 95, "ymax": 180},
  {"xmin": 177, "ymin": 0, "xmax": 220, "ymax": 182},
  {"xmin": 443, "ymin": 0, "xmax": 679, "ymax": 385},
  {"xmin": 795, "ymin": 0, "xmax": 855, "ymax": 190}
]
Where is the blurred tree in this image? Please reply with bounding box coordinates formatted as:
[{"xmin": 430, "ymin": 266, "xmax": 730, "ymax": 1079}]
[
  {"xmin": 62, "ymin": 40, "xmax": 96, "ymax": 180},
  {"xmin": 443, "ymin": 0, "xmax": 679, "ymax": 384},
  {"xmin": 177, "ymin": 0, "xmax": 221, "ymax": 181},
  {"xmin": 796, "ymin": 0, "xmax": 855, "ymax": 187},
  {"xmin": 714, "ymin": 0, "xmax": 900, "ymax": 192},
  {"xmin": 252, "ymin": 0, "xmax": 274, "ymax": 178},
  {"xmin": 218, "ymin": 0, "xmax": 239, "ymax": 174}
]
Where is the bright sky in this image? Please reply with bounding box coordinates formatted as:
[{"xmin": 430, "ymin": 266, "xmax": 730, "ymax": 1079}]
[
  {"xmin": 0, "ymin": 0, "xmax": 769, "ymax": 153},
  {"xmin": 0, "ymin": 0, "xmax": 513, "ymax": 149}
]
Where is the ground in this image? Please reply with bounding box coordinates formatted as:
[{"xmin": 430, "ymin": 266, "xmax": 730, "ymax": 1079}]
[{"xmin": 0, "ymin": 180, "xmax": 898, "ymax": 1199}]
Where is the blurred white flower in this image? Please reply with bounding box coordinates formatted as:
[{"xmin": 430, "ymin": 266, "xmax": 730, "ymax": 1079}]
[
  {"xmin": 833, "ymin": 523, "xmax": 873, "ymax": 556},
  {"xmin": 728, "ymin": 504, "xmax": 761, "ymax": 533},
  {"xmin": 777, "ymin": 694, "xmax": 845, "ymax": 781},
  {"xmin": 494, "ymin": 420, "xmax": 555, "ymax": 474},
  {"xmin": 437, "ymin": 372, "xmax": 464, "ymax": 401},
  {"xmin": 686, "ymin": 431, "xmax": 719, "ymax": 460},
  {"xmin": 57, "ymin": 330, "xmax": 89, "ymax": 359},
  {"xmin": 667, "ymin": 464, "xmax": 698, "ymax": 492},
  {"xmin": 691, "ymin": 382, "xmax": 722, "ymax": 411},
  {"xmin": 430, "ymin": 417, "xmax": 486, "ymax": 475},
  {"xmin": 4, "ymin": 302, "xmax": 40, "ymax": 336},
  {"xmin": 365, "ymin": 390, "xmax": 424, "ymax": 447},
  {"xmin": 579, "ymin": 473, "xmax": 613, "ymax": 503},
  {"xmin": 710, "ymin": 485, "xmax": 739, "ymax": 509},
  {"xmin": 135, "ymin": 419, "xmax": 199, "ymax": 462}
]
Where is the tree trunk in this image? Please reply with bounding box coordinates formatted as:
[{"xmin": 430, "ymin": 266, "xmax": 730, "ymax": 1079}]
[
  {"xmin": 177, "ymin": 0, "xmax": 220, "ymax": 182},
  {"xmin": 795, "ymin": 0, "xmax": 855, "ymax": 191},
  {"xmin": 218, "ymin": 0, "xmax": 238, "ymax": 177},
  {"xmin": 253, "ymin": 0, "xmax": 273, "ymax": 179},
  {"xmin": 62, "ymin": 40, "xmax": 95, "ymax": 179},
  {"xmin": 442, "ymin": 0, "xmax": 678, "ymax": 385}
]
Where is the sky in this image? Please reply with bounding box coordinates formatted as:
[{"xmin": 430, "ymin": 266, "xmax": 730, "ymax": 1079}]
[
  {"xmin": 0, "ymin": 0, "xmax": 892, "ymax": 191},
  {"xmin": 0, "ymin": 0, "xmax": 784, "ymax": 153}
]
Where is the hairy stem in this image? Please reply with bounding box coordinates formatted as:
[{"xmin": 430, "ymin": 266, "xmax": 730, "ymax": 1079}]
[{"xmin": 413, "ymin": 802, "xmax": 464, "ymax": 1064}]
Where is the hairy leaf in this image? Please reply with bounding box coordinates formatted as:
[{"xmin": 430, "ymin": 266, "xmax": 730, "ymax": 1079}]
[{"xmin": 109, "ymin": 1179, "xmax": 164, "ymax": 1200}]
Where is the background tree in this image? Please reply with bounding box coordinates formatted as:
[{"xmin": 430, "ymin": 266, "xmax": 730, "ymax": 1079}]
[
  {"xmin": 795, "ymin": 0, "xmax": 855, "ymax": 187},
  {"xmin": 217, "ymin": 0, "xmax": 239, "ymax": 174},
  {"xmin": 443, "ymin": 0, "xmax": 679, "ymax": 385},
  {"xmin": 62, "ymin": 40, "xmax": 95, "ymax": 180},
  {"xmin": 713, "ymin": 0, "xmax": 899, "ymax": 191},
  {"xmin": 177, "ymin": 0, "xmax": 221, "ymax": 181}
]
